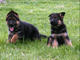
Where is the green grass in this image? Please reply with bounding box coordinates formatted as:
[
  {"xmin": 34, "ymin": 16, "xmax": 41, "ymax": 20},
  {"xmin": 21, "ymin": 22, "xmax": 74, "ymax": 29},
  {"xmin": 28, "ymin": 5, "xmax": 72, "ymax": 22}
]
[{"xmin": 0, "ymin": 0, "xmax": 80, "ymax": 60}]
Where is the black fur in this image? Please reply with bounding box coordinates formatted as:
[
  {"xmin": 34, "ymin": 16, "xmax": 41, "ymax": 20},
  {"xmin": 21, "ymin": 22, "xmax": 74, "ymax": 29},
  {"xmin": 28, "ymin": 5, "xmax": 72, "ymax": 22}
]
[
  {"xmin": 6, "ymin": 10, "xmax": 47, "ymax": 43},
  {"xmin": 47, "ymin": 12, "xmax": 72, "ymax": 47}
]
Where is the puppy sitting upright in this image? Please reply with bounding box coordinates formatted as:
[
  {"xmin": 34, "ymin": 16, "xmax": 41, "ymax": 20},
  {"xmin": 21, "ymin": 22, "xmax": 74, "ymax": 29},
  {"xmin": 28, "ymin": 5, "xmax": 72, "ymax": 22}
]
[
  {"xmin": 47, "ymin": 12, "xmax": 72, "ymax": 48},
  {"xmin": 6, "ymin": 10, "xmax": 47, "ymax": 43}
]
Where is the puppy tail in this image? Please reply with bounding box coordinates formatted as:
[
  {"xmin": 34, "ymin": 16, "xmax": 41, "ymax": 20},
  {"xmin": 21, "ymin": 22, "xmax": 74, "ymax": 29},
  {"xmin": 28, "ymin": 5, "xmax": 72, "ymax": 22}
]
[{"xmin": 40, "ymin": 34, "xmax": 47, "ymax": 38}]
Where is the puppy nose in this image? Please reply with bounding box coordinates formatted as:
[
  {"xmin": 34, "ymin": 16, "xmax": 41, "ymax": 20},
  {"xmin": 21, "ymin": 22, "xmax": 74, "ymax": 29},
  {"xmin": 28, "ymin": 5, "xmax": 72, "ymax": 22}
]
[{"xmin": 10, "ymin": 24, "xmax": 14, "ymax": 27}]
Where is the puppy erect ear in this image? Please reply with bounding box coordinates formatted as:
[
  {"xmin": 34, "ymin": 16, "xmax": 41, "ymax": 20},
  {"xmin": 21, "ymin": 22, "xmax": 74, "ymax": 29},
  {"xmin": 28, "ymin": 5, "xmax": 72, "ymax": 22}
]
[
  {"xmin": 6, "ymin": 10, "xmax": 19, "ymax": 21},
  {"xmin": 7, "ymin": 10, "xmax": 19, "ymax": 18},
  {"xmin": 49, "ymin": 14, "xmax": 53, "ymax": 17},
  {"xmin": 60, "ymin": 12, "xmax": 65, "ymax": 17}
]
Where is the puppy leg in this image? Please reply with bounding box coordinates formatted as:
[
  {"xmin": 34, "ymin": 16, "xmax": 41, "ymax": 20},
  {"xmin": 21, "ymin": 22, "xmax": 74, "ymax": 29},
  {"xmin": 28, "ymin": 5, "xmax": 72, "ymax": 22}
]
[
  {"xmin": 7, "ymin": 33, "xmax": 13, "ymax": 43},
  {"xmin": 52, "ymin": 39, "xmax": 58, "ymax": 48},
  {"xmin": 63, "ymin": 33, "xmax": 72, "ymax": 46},
  {"xmin": 10, "ymin": 34, "xmax": 18, "ymax": 43},
  {"xmin": 65, "ymin": 39, "xmax": 72, "ymax": 46},
  {"xmin": 47, "ymin": 36, "xmax": 53, "ymax": 47},
  {"xmin": 37, "ymin": 35, "xmax": 41, "ymax": 41}
]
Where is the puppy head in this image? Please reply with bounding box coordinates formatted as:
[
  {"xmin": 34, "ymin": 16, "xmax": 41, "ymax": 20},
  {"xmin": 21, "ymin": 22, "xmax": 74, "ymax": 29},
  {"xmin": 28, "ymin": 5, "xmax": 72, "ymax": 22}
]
[
  {"xmin": 6, "ymin": 10, "xmax": 20, "ymax": 32},
  {"xmin": 49, "ymin": 12, "xmax": 65, "ymax": 26}
]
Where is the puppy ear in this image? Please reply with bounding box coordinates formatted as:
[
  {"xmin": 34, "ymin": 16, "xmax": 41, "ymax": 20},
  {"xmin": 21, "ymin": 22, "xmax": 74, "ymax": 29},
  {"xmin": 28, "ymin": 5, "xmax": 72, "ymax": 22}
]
[
  {"xmin": 7, "ymin": 10, "xmax": 19, "ymax": 18},
  {"xmin": 6, "ymin": 10, "xmax": 19, "ymax": 21},
  {"xmin": 60, "ymin": 12, "xmax": 65, "ymax": 16},
  {"xmin": 49, "ymin": 14, "xmax": 53, "ymax": 17}
]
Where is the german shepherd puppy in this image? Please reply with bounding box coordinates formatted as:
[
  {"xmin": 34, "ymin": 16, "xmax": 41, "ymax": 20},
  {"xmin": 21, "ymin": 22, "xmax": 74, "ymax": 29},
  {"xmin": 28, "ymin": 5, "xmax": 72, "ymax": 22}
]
[
  {"xmin": 6, "ymin": 10, "xmax": 47, "ymax": 43},
  {"xmin": 47, "ymin": 12, "xmax": 72, "ymax": 48}
]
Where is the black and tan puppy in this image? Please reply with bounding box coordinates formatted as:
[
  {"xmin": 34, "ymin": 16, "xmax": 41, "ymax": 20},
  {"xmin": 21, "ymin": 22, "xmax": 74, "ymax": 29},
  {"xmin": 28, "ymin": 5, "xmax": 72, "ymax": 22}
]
[
  {"xmin": 6, "ymin": 10, "xmax": 47, "ymax": 43},
  {"xmin": 47, "ymin": 12, "xmax": 72, "ymax": 48}
]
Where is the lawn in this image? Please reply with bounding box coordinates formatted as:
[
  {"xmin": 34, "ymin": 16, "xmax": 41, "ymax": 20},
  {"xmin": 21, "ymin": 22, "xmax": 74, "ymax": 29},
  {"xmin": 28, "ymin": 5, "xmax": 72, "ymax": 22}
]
[{"xmin": 0, "ymin": 0, "xmax": 79, "ymax": 60}]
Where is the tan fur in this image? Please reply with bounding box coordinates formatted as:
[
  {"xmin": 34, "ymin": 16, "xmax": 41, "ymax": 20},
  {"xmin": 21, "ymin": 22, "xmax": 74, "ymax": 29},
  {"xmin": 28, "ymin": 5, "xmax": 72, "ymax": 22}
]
[
  {"xmin": 58, "ymin": 20, "xmax": 62, "ymax": 25},
  {"xmin": 52, "ymin": 39, "xmax": 58, "ymax": 48},
  {"xmin": 10, "ymin": 34, "xmax": 18, "ymax": 43},
  {"xmin": 47, "ymin": 38, "xmax": 52, "ymax": 47}
]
